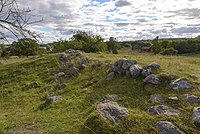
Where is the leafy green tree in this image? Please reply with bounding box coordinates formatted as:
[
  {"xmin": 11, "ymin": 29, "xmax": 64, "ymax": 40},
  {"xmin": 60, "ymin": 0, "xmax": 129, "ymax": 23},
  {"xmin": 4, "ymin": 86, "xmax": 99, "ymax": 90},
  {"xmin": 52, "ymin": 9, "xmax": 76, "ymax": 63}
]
[
  {"xmin": 10, "ymin": 38, "xmax": 40, "ymax": 56},
  {"xmin": 106, "ymin": 37, "xmax": 120, "ymax": 54},
  {"xmin": 151, "ymin": 36, "xmax": 161, "ymax": 54}
]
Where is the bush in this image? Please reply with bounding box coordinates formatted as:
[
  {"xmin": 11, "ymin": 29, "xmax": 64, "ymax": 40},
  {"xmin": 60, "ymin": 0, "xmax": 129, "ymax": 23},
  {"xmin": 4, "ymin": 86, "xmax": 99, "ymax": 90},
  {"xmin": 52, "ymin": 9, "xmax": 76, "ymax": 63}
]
[
  {"xmin": 160, "ymin": 47, "xmax": 178, "ymax": 55},
  {"xmin": 10, "ymin": 38, "xmax": 40, "ymax": 56}
]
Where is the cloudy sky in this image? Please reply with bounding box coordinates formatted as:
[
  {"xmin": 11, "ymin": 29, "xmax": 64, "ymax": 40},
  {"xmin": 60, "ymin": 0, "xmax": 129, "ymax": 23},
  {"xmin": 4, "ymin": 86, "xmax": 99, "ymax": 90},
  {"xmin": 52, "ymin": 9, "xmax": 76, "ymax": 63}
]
[{"xmin": 18, "ymin": 0, "xmax": 200, "ymax": 43}]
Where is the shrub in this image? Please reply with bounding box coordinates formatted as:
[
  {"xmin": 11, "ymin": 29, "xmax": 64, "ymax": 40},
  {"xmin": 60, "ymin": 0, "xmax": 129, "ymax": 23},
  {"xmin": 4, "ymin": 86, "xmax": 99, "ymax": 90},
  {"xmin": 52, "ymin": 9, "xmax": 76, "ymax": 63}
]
[{"xmin": 160, "ymin": 47, "xmax": 178, "ymax": 55}]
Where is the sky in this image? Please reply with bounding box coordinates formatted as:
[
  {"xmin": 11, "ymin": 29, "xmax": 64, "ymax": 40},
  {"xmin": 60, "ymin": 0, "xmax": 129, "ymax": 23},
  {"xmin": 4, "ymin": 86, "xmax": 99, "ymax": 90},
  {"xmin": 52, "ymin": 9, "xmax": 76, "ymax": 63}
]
[{"xmin": 16, "ymin": 0, "xmax": 200, "ymax": 43}]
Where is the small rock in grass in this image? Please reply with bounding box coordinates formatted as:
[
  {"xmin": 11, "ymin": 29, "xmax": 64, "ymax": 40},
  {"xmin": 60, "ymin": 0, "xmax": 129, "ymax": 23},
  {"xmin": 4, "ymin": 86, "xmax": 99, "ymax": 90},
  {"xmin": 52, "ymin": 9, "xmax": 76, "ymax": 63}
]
[{"xmin": 45, "ymin": 96, "xmax": 62, "ymax": 105}]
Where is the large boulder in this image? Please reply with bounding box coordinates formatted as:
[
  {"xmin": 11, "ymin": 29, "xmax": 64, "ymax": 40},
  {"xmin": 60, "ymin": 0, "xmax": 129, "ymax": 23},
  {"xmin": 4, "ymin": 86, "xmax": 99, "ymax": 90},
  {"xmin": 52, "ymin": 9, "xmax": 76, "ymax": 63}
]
[
  {"xmin": 183, "ymin": 94, "xmax": 200, "ymax": 105},
  {"xmin": 114, "ymin": 58, "xmax": 127, "ymax": 67},
  {"xmin": 129, "ymin": 64, "xmax": 142, "ymax": 77},
  {"xmin": 45, "ymin": 96, "xmax": 62, "ymax": 105},
  {"xmin": 121, "ymin": 59, "xmax": 137, "ymax": 70},
  {"xmin": 147, "ymin": 62, "xmax": 160, "ymax": 70},
  {"xmin": 148, "ymin": 94, "xmax": 164, "ymax": 103},
  {"xmin": 143, "ymin": 74, "xmax": 161, "ymax": 85},
  {"xmin": 147, "ymin": 105, "xmax": 180, "ymax": 116},
  {"xmin": 96, "ymin": 101, "xmax": 129, "ymax": 124},
  {"xmin": 193, "ymin": 107, "xmax": 200, "ymax": 127},
  {"xmin": 106, "ymin": 72, "xmax": 115, "ymax": 81},
  {"xmin": 141, "ymin": 68, "xmax": 152, "ymax": 77},
  {"xmin": 171, "ymin": 78, "xmax": 192, "ymax": 90},
  {"xmin": 156, "ymin": 121, "xmax": 185, "ymax": 134}
]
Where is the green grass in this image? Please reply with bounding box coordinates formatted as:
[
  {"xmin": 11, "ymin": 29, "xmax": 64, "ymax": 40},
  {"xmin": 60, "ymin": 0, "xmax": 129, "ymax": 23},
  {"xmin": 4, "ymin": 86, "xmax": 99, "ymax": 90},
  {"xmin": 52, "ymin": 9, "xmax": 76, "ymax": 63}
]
[{"xmin": 0, "ymin": 49, "xmax": 200, "ymax": 133}]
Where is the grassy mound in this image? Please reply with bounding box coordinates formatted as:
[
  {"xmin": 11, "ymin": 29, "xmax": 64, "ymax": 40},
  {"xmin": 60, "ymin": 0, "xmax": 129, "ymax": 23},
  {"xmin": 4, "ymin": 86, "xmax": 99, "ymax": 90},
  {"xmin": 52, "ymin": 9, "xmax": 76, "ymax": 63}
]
[{"xmin": 0, "ymin": 49, "xmax": 200, "ymax": 133}]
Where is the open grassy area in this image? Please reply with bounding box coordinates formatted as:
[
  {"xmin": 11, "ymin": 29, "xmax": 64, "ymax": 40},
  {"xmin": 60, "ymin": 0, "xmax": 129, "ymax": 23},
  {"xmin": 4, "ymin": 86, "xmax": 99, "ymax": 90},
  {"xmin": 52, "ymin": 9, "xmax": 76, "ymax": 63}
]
[{"xmin": 0, "ymin": 49, "xmax": 200, "ymax": 133}]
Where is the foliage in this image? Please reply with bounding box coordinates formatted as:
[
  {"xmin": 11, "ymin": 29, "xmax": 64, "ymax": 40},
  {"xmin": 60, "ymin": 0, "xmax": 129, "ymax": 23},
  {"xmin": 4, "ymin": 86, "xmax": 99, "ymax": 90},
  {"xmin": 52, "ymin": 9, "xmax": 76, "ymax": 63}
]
[
  {"xmin": 151, "ymin": 36, "xmax": 161, "ymax": 54},
  {"xmin": 160, "ymin": 47, "xmax": 178, "ymax": 55},
  {"xmin": 106, "ymin": 37, "xmax": 121, "ymax": 54},
  {"xmin": 10, "ymin": 38, "xmax": 40, "ymax": 56}
]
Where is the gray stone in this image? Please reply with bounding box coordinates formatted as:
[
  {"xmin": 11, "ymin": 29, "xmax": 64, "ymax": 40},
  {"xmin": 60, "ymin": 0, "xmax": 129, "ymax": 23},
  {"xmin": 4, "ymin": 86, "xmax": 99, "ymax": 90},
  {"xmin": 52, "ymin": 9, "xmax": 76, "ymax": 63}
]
[
  {"xmin": 30, "ymin": 81, "xmax": 40, "ymax": 88},
  {"xmin": 79, "ymin": 64, "xmax": 87, "ymax": 70},
  {"xmin": 193, "ymin": 107, "xmax": 200, "ymax": 127},
  {"xmin": 96, "ymin": 101, "xmax": 129, "ymax": 124},
  {"xmin": 106, "ymin": 72, "xmax": 115, "ymax": 81},
  {"xmin": 149, "ymin": 94, "xmax": 164, "ymax": 103},
  {"xmin": 129, "ymin": 64, "xmax": 142, "ymax": 77},
  {"xmin": 183, "ymin": 94, "xmax": 200, "ymax": 105},
  {"xmin": 143, "ymin": 74, "xmax": 161, "ymax": 85},
  {"xmin": 111, "ymin": 65, "xmax": 123, "ymax": 74},
  {"xmin": 156, "ymin": 121, "xmax": 185, "ymax": 134},
  {"xmin": 71, "ymin": 67, "xmax": 79, "ymax": 76},
  {"xmin": 54, "ymin": 84, "xmax": 66, "ymax": 90},
  {"xmin": 171, "ymin": 78, "xmax": 192, "ymax": 90},
  {"xmin": 147, "ymin": 105, "xmax": 180, "ymax": 116},
  {"xmin": 59, "ymin": 53, "xmax": 69, "ymax": 62},
  {"xmin": 147, "ymin": 62, "xmax": 160, "ymax": 70},
  {"xmin": 121, "ymin": 59, "xmax": 137, "ymax": 70},
  {"xmin": 45, "ymin": 96, "xmax": 62, "ymax": 105},
  {"xmin": 114, "ymin": 58, "xmax": 127, "ymax": 67},
  {"xmin": 80, "ymin": 57, "xmax": 91, "ymax": 64},
  {"xmin": 168, "ymin": 97, "xmax": 179, "ymax": 102},
  {"xmin": 57, "ymin": 72, "xmax": 65, "ymax": 77},
  {"xmin": 141, "ymin": 68, "xmax": 152, "ymax": 77}
]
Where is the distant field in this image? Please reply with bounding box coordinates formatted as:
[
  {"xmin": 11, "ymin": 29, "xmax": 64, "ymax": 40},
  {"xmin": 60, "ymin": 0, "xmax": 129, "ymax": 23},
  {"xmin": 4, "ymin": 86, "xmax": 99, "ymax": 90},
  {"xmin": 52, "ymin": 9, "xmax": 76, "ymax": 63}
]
[{"xmin": 0, "ymin": 49, "xmax": 200, "ymax": 133}]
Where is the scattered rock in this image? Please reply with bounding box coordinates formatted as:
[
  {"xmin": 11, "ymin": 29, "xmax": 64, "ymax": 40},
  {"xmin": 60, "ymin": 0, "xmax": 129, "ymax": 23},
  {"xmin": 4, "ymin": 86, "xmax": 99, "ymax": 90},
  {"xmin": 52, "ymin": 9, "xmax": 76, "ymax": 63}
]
[
  {"xmin": 171, "ymin": 78, "xmax": 192, "ymax": 90},
  {"xmin": 57, "ymin": 72, "xmax": 65, "ymax": 77},
  {"xmin": 183, "ymin": 94, "xmax": 200, "ymax": 105},
  {"xmin": 147, "ymin": 105, "xmax": 180, "ymax": 116},
  {"xmin": 143, "ymin": 74, "xmax": 161, "ymax": 85},
  {"xmin": 46, "ymin": 91, "xmax": 55, "ymax": 97},
  {"xmin": 129, "ymin": 64, "xmax": 142, "ymax": 77},
  {"xmin": 59, "ymin": 53, "xmax": 69, "ymax": 62},
  {"xmin": 193, "ymin": 107, "xmax": 200, "ymax": 127},
  {"xmin": 104, "ymin": 94, "xmax": 121, "ymax": 101},
  {"xmin": 168, "ymin": 97, "xmax": 179, "ymax": 102},
  {"xmin": 80, "ymin": 57, "xmax": 91, "ymax": 64},
  {"xmin": 156, "ymin": 121, "xmax": 185, "ymax": 134},
  {"xmin": 148, "ymin": 94, "xmax": 164, "ymax": 103},
  {"xmin": 66, "ymin": 49, "xmax": 82, "ymax": 56},
  {"xmin": 30, "ymin": 81, "xmax": 40, "ymax": 88},
  {"xmin": 71, "ymin": 67, "xmax": 79, "ymax": 76},
  {"xmin": 45, "ymin": 96, "xmax": 62, "ymax": 105},
  {"xmin": 121, "ymin": 59, "xmax": 137, "ymax": 70},
  {"xmin": 147, "ymin": 62, "xmax": 160, "ymax": 70},
  {"xmin": 106, "ymin": 72, "xmax": 115, "ymax": 81},
  {"xmin": 141, "ymin": 68, "xmax": 152, "ymax": 77},
  {"xmin": 79, "ymin": 64, "xmax": 87, "ymax": 70},
  {"xmin": 96, "ymin": 101, "xmax": 129, "ymax": 124}
]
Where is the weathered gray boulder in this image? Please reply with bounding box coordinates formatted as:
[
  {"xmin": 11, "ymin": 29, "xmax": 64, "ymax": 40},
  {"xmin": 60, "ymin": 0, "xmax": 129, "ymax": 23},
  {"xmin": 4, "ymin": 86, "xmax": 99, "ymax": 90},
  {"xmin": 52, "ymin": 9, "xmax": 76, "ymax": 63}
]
[
  {"xmin": 80, "ymin": 57, "xmax": 91, "ymax": 64},
  {"xmin": 148, "ymin": 94, "xmax": 164, "ymax": 103},
  {"xmin": 147, "ymin": 62, "xmax": 160, "ymax": 70},
  {"xmin": 121, "ymin": 59, "xmax": 137, "ymax": 70},
  {"xmin": 171, "ymin": 78, "xmax": 192, "ymax": 90},
  {"xmin": 148, "ymin": 105, "xmax": 180, "ymax": 116},
  {"xmin": 168, "ymin": 97, "xmax": 179, "ymax": 102},
  {"xmin": 57, "ymin": 72, "xmax": 65, "ymax": 77},
  {"xmin": 129, "ymin": 64, "xmax": 142, "ymax": 77},
  {"xmin": 193, "ymin": 107, "xmax": 200, "ymax": 127},
  {"xmin": 66, "ymin": 49, "xmax": 82, "ymax": 56},
  {"xmin": 183, "ymin": 94, "xmax": 200, "ymax": 105},
  {"xmin": 111, "ymin": 65, "xmax": 122, "ymax": 74},
  {"xmin": 156, "ymin": 121, "xmax": 185, "ymax": 134},
  {"xmin": 96, "ymin": 101, "xmax": 129, "ymax": 124},
  {"xmin": 106, "ymin": 72, "xmax": 115, "ymax": 81},
  {"xmin": 71, "ymin": 67, "xmax": 79, "ymax": 76},
  {"xmin": 143, "ymin": 74, "xmax": 161, "ymax": 85},
  {"xmin": 45, "ymin": 96, "xmax": 62, "ymax": 105},
  {"xmin": 59, "ymin": 53, "xmax": 69, "ymax": 62},
  {"xmin": 114, "ymin": 58, "xmax": 127, "ymax": 67},
  {"xmin": 141, "ymin": 68, "xmax": 152, "ymax": 77}
]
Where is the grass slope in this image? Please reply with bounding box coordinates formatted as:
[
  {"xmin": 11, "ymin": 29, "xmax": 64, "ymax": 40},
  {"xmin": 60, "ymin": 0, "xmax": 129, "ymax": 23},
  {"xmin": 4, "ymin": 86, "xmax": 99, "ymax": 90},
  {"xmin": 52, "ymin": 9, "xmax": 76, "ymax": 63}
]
[{"xmin": 0, "ymin": 49, "xmax": 200, "ymax": 133}]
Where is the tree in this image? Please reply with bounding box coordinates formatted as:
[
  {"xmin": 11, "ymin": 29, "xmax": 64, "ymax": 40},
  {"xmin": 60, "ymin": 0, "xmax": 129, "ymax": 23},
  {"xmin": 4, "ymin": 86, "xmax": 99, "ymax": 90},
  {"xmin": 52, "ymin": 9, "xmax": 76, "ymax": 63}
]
[
  {"xmin": 106, "ymin": 37, "xmax": 120, "ymax": 54},
  {"xmin": 151, "ymin": 36, "xmax": 161, "ymax": 54},
  {"xmin": 0, "ymin": 0, "xmax": 42, "ymax": 42},
  {"xmin": 10, "ymin": 38, "xmax": 40, "ymax": 56}
]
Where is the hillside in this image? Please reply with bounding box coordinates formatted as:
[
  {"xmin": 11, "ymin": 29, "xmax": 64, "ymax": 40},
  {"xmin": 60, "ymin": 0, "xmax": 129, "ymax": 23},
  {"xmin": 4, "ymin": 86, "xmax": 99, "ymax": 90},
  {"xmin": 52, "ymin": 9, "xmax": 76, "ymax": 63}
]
[{"xmin": 0, "ymin": 49, "xmax": 200, "ymax": 133}]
